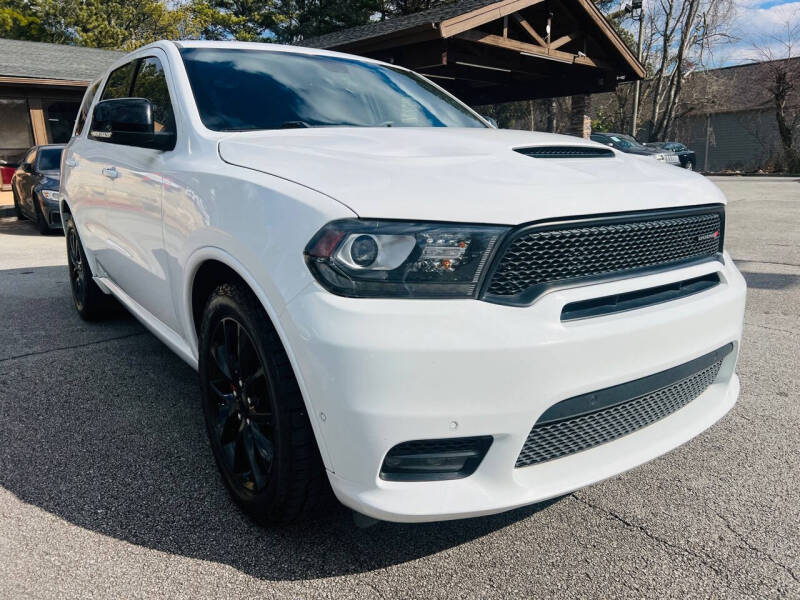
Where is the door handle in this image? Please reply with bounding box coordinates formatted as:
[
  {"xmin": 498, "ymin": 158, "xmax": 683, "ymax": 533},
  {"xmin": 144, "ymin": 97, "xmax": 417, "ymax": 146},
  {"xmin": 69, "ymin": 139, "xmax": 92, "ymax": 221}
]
[
  {"xmin": 65, "ymin": 158, "xmax": 77, "ymax": 167},
  {"xmin": 102, "ymin": 166, "xmax": 120, "ymax": 180}
]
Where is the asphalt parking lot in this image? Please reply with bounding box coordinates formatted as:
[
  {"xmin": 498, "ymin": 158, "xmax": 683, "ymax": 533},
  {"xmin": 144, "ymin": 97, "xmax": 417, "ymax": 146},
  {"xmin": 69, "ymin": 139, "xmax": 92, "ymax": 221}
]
[{"xmin": 0, "ymin": 176, "xmax": 798, "ymax": 599}]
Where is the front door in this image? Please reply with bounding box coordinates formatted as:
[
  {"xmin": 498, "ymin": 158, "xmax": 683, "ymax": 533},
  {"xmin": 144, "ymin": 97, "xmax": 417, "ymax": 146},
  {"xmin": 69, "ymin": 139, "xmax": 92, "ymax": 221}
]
[{"xmin": 88, "ymin": 52, "xmax": 179, "ymax": 331}]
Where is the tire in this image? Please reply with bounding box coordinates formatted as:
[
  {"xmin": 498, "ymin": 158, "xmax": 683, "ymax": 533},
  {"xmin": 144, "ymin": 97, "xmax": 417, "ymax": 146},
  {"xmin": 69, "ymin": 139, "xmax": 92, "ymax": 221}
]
[
  {"xmin": 199, "ymin": 282, "xmax": 327, "ymax": 524},
  {"xmin": 64, "ymin": 211, "xmax": 113, "ymax": 320},
  {"xmin": 34, "ymin": 197, "xmax": 50, "ymax": 234},
  {"xmin": 12, "ymin": 188, "xmax": 26, "ymax": 220}
]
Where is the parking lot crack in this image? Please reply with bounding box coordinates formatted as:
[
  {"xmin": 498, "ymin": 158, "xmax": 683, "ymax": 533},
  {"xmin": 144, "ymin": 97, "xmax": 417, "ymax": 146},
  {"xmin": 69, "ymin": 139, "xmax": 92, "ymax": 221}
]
[
  {"xmin": 715, "ymin": 511, "xmax": 800, "ymax": 585},
  {"xmin": 571, "ymin": 494, "xmax": 724, "ymax": 577},
  {"xmin": 0, "ymin": 331, "xmax": 148, "ymax": 364},
  {"xmin": 732, "ymin": 258, "xmax": 800, "ymax": 269},
  {"xmin": 744, "ymin": 321, "xmax": 798, "ymax": 336}
]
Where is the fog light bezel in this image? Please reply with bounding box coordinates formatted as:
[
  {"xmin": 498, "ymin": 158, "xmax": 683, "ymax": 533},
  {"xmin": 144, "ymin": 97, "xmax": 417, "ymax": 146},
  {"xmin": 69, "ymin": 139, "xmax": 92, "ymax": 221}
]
[{"xmin": 379, "ymin": 436, "xmax": 493, "ymax": 482}]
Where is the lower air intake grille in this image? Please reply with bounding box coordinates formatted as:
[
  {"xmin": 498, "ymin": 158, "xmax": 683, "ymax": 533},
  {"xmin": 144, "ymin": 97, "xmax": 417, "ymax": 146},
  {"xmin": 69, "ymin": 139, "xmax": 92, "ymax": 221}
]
[{"xmin": 515, "ymin": 345, "xmax": 731, "ymax": 468}]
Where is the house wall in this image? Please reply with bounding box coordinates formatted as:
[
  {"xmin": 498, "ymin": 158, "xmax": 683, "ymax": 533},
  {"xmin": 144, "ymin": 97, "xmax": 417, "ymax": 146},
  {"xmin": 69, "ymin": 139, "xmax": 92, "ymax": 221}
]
[{"xmin": 672, "ymin": 109, "xmax": 782, "ymax": 172}]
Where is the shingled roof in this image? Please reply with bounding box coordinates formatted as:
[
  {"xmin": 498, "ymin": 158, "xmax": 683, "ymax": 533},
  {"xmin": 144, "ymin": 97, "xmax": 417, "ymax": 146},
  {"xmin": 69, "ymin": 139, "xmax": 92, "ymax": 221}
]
[
  {"xmin": 0, "ymin": 38, "xmax": 122, "ymax": 83},
  {"xmin": 302, "ymin": 0, "xmax": 494, "ymax": 49}
]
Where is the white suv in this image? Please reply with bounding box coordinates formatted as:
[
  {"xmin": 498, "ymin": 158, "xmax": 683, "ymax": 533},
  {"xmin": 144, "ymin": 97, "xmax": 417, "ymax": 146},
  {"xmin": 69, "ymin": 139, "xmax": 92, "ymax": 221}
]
[{"xmin": 61, "ymin": 41, "xmax": 746, "ymax": 523}]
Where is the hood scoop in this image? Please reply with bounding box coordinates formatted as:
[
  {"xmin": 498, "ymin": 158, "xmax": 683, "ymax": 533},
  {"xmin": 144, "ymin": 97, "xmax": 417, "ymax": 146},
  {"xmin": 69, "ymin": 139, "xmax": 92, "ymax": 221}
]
[{"xmin": 515, "ymin": 146, "xmax": 614, "ymax": 159}]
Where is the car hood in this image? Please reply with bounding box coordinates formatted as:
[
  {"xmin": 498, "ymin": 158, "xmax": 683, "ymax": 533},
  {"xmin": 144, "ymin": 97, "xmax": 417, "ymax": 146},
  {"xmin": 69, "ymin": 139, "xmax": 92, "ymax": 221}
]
[{"xmin": 219, "ymin": 128, "xmax": 725, "ymax": 224}]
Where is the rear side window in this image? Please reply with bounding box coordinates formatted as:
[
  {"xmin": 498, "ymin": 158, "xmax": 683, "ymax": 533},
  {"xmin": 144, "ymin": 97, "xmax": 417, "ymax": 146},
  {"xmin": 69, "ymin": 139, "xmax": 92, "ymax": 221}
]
[
  {"xmin": 131, "ymin": 57, "xmax": 176, "ymax": 135},
  {"xmin": 101, "ymin": 62, "xmax": 136, "ymax": 100},
  {"xmin": 37, "ymin": 148, "xmax": 63, "ymax": 171},
  {"xmin": 74, "ymin": 80, "xmax": 100, "ymax": 136}
]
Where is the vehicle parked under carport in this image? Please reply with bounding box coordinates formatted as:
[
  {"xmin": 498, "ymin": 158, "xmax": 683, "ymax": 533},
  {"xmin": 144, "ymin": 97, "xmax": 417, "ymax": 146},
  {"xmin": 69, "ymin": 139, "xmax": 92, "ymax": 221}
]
[{"xmin": 11, "ymin": 144, "xmax": 65, "ymax": 234}]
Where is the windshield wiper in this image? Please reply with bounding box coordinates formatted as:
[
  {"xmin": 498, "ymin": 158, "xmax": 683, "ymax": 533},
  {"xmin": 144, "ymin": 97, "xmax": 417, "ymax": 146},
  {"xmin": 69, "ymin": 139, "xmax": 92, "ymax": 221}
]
[{"xmin": 280, "ymin": 120, "xmax": 312, "ymax": 129}]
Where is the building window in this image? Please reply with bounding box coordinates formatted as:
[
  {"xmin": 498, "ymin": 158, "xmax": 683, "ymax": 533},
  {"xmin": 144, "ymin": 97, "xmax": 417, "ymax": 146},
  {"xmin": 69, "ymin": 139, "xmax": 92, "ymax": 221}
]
[
  {"xmin": 43, "ymin": 99, "xmax": 81, "ymax": 144},
  {"xmin": 0, "ymin": 97, "xmax": 34, "ymax": 164}
]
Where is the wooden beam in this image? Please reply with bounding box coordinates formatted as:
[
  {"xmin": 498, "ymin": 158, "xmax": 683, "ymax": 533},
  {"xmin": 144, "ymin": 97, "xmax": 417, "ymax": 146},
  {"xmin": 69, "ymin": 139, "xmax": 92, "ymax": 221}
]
[
  {"xmin": 571, "ymin": 0, "xmax": 645, "ymax": 78},
  {"xmin": 549, "ymin": 32, "xmax": 576, "ymax": 50},
  {"xmin": 510, "ymin": 13, "xmax": 546, "ymax": 47},
  {"xmin": 456, "ymin": 30, "xmax": 605, "ymax": 69},
  {"xmin": 0, "ymin": 75, "xmax": 89, "ymax": 88},
  {"xmin": 439, "ymin": 0, "xmax": 544, "ymax": 38}
]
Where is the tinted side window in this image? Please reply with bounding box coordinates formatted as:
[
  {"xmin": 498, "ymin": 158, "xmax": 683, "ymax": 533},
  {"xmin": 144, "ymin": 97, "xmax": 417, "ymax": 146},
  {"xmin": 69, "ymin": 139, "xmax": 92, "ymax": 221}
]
[
  {"xmin": 37, "ymin": 148, "xmax": 63, "ymax": 171},
  {"xmin": 131, "ymin": 57, "xmax": 175, "ymax": 135},
  {"xmin": 101, "ymin": 62, "xmax": 136, "ymax": 100},
  {"xmin": 75, "ymin": 80, "xmax": 100, "ymax": 136}
]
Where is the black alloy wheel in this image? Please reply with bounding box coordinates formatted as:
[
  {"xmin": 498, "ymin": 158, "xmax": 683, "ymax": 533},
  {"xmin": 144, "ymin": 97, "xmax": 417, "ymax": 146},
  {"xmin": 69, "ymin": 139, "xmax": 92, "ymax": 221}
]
[
  {"xmin": 64, "ymin": 212, "xmax": 111, "ymax": 320},
  {"xmin": 205, "ymin": 316, "xmax": 274, "ymax": 494},
  {"xmin": 67, "ymin": 219, "xmax": 87, "ymax": 309},
  {"xmin": 199, "ymin": 282, "xmax": 328, "ymax": 523}
]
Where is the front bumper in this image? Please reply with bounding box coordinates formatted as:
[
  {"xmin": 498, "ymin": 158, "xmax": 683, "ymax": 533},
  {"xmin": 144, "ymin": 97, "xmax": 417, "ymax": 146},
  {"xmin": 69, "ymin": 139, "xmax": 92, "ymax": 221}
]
[
  {"xmin": 281, "ymin": 253, "xmax": 746, "ymax": 522},
  {"xmin": 38, "ymin": 192, "xmax": 63, "ymax": 228}
]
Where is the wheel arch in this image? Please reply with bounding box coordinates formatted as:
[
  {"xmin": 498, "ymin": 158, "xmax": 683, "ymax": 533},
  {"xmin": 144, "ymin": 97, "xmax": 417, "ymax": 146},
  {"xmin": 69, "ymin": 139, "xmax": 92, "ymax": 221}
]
[{"xmin": 183, "ymin": 248, "xmax": 334, "ymax": 470}]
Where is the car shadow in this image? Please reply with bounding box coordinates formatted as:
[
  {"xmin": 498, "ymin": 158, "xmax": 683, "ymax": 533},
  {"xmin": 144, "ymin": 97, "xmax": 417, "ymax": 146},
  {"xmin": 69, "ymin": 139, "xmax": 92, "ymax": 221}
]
[
  {"xmin": 740, "ymin": 270, "xmax": 800, "ymax": 291},
  {"xmin": 0, "ymin": 265, "xmax": 559, "ymax": 581},
  {"xmin": 0, "ymin": 217, "xmax": 63, "ymax": 237}
]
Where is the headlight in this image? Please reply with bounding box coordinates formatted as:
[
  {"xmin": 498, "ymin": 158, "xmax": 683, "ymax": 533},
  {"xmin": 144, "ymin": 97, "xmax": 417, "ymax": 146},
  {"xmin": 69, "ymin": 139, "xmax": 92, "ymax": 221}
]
[
  {"xmin": 40, "ymin": 190, "xmax": 61, "ymax": 201},
  {"xmin": 304, "ymin": 219, "xmax": 509, "ymax": 298},
  {"xmin": 654, "ymin": 154, "xmax": 665, "ymax": 161}
]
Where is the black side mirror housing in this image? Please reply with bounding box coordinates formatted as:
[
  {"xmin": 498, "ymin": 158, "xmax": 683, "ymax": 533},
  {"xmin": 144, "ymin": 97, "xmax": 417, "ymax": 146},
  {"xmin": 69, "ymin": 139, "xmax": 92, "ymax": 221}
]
[
  {"xmin": 90, "ymin": 98, "xmax": 175, "ymax": 150},
  {"xmin": 21, "ymin": 162, "xmax": 33, "ymax": 173}
]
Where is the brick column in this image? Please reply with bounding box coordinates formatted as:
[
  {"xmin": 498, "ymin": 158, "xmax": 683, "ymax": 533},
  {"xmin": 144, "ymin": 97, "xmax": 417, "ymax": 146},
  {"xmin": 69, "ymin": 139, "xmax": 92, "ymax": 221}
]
[{"xmin": 567, "ymin": 94, "xmax": 592, "ymax": 139}]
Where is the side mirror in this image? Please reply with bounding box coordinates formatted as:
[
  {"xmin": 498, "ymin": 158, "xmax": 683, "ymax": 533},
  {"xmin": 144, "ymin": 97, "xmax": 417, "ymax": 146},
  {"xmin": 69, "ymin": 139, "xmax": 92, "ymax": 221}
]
[
  {"xmin": 21, "ymin": 162, "xmax": 33, "ymax": 173},
  {"xmin": 90, "ymin": 98, "xmax": 175, "ymax": 150},
  {"xmin": 482, "ymin": 115, "xmax": 499, "ymax": 128}
]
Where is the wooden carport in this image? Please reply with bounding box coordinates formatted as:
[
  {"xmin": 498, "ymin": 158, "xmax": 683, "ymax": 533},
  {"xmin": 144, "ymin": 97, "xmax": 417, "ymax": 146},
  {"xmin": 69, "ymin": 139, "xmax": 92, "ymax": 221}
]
[{"xmin": 302, "ymin": 0, "xmax": 645, "ymax": 105}]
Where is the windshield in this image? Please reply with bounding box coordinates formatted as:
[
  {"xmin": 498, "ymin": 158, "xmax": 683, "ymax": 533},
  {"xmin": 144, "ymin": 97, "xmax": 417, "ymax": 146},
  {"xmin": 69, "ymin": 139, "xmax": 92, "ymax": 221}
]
[
  {"xmin": 180, "ymin": 48, "xmax": 488, "ymax": 131},
  {"xmin": 615, "ymin": 134, "xmax": 645, "ymax": 148},
  {"xmin": 37, "ymin": 148, "xmax": 62, "ymax": 171}
]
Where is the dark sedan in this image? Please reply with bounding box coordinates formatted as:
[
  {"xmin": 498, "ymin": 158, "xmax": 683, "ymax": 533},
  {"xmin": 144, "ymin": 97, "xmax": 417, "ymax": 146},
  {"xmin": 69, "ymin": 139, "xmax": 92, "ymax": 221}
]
[
  {"xmin": 645, "ymin": 142, "xmax": 697, "ymax": 170},
  {"xmin": 590, "ymin": 132, "xmax": 681, "ymax": 166},
  {"xmin": 11, "ymin": 144, "xmax": 64, "ymax": 234}
]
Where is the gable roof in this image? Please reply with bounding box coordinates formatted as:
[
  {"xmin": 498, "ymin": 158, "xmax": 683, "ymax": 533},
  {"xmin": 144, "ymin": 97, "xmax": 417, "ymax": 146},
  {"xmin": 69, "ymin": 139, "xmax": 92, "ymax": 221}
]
[
  {"xmin": 302, "ymin": 0, "xmax": 494, "ymax": 49},
  {"xmin": 0, "ymin": 38, "xmax": 122, "ymax": 83},
  {"xmin": 302, "ymin": 0, "xmax": 644, "ymax": 80}
]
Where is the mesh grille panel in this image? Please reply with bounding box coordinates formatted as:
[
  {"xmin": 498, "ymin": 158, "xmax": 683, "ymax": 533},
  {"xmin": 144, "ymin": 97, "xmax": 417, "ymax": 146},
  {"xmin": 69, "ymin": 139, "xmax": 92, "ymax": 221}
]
[
  {"xmin": 515, "ymin": 360, "xmax": 723, "ymax": 468},
  {"xmin": 487, "ymin": 211, "xmax": 723, "ymax": 299}
]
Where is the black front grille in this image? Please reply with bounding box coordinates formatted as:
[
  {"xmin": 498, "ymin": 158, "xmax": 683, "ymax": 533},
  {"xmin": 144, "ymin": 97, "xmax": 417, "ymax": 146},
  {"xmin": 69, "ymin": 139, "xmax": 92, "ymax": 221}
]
[
  {"xmin": 484, "ymin": 207, "xmax": 724, "ymax": 305},
  {"xmin": 515, "ymin": 344, "xmax": 732, "ymax": 468}
]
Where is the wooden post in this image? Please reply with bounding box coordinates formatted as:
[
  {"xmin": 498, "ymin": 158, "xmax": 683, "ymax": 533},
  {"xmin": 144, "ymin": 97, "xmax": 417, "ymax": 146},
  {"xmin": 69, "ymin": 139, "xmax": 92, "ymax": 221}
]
[{"xmin": 28, "ymin": 97, "xmax": 49, "ymax": 145}]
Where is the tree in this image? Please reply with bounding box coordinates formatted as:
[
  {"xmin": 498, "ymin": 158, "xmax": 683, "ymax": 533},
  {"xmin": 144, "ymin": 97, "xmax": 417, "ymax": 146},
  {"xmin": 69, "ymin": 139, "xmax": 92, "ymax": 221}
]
[
  {"xmin": 0, "ymin": 1, "xmax": 46, "ymax": 41},
  {"xmin": 752, "ymin": 12, "xmax": 800, "ymax": 172},
  {"xmin": 192, "ymin": 0, "xmax": 281, "ymax": 41},
  {"xmin": 273, "ymin": 0, "xmax": 383, "ymax": 43},
  {"xmin": 0, "ymin": 0, "xmax": 203, "ymax": 49},
  {"xmin": 640, "ymin": 0, "xmax": 734, "ymax": 140}
]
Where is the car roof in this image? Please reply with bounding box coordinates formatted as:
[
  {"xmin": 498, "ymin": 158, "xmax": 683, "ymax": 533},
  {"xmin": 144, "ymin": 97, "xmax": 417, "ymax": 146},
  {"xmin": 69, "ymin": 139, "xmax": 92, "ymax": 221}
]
[{"xmin": 169, "ymin": 40, "xmax": 391, "ymax": 68}]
